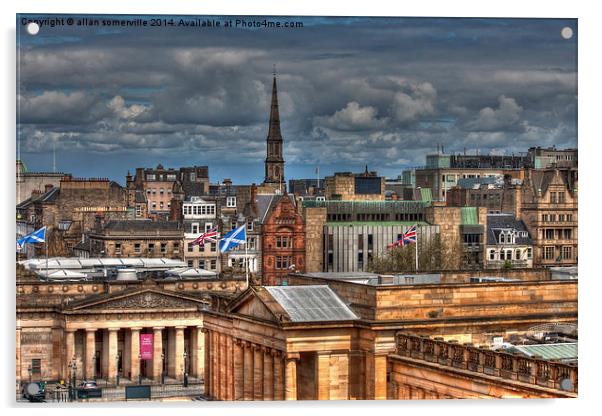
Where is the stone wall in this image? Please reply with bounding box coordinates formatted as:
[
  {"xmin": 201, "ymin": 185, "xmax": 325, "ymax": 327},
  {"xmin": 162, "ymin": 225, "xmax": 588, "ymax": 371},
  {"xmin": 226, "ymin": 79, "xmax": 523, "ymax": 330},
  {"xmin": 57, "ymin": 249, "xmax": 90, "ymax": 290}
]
[{"xmin": 303, "ymin": 207, "xmax": 327, "ymax": 273}]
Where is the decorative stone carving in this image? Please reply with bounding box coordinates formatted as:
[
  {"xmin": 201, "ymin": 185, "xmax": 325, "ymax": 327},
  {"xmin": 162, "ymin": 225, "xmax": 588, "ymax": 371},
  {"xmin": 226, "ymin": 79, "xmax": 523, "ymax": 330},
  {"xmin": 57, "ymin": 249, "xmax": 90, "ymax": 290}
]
[{"xmin": 82, "ymin": 291, "xmax": 202, "ymax": 310}]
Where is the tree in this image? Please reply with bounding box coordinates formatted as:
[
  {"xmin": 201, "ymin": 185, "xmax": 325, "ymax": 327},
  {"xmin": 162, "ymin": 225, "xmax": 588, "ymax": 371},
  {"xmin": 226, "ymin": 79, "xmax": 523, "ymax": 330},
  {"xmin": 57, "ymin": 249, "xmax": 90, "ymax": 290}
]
[{"xmin": 367, "ymin": 233, "xmax": 463, "ymax": 273}]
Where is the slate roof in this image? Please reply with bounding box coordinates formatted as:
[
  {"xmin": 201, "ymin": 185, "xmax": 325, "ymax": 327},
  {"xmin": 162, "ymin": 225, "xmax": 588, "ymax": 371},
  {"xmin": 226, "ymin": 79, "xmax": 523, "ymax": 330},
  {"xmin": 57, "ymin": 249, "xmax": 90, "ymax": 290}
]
[
  {"xmin": 135, "ymin": 190, "xmax": 147, "ymax": 203},
  {"xmin": 16, "ymin": 186, "xmax": 60, "ymax": 209},
  {"xmin": 264, "ymin": 285, "xmax": 359, "ymax": 322},
  {"xmin": 487, "ymin": 214, "xmax": 533, "ymax": 245}
]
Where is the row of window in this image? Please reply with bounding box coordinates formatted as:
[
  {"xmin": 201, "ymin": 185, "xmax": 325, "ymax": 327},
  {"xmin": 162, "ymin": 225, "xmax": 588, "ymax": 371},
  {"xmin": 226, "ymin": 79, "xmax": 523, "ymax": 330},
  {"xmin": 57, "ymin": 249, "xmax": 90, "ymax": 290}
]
[
  {"xmin": 275, "ymin": 256, "xmax": 293, "ymax": 269},
  {"xmin": 488, "ymin": 248, "xmax": 532, "ymax": 261},
  {"xmin": 187, "ymin": 259, "xmax": 217, "ymax": 270},
  {"xmin": 146, "ymin": 188, "xmax": 172, "ymax": 195},
  {"xmin": 183, "ymin": 204, "xmax": 216, "ymax": 216},
  {"xmin": 543, "ymin": 246, "xmax": 573, "ymax": 260},
  {"xmin": 541, "ymin": 213, "xmax": 574, "ymax": 222},
  {"xmin": 543, "ymin": 228, "xmax": 573, "ymax": 240},
  {"xmin": 150, "ymin": 201, "xmax": 170, "ymax": 210},
  {"xmin": 327, "ymin": 213, "xmax": 424, "ymax": 222},
  {"xmin": 146, "ymin": 173, "xmax": 178, "ymax": 181},
  {"xmin": 190, "ymin": 223, "xmax": 214, "ymax": 234},
  {"xmin": 187, "ymin": 242, "xmax": 217, "ymax": 253},
  {"xmin": 549, "ymin": 191, "xmax": 567, "ymax": 204},
  {"xmin": 115, "ymin": 242, "xmax": 179, "ymax": 255}
]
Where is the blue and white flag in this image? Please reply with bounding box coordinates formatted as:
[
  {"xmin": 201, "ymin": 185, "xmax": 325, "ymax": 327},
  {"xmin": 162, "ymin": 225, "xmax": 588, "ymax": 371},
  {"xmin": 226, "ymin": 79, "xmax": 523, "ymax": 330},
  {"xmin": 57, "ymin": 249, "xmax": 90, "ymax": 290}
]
[
  {"xmin": 219, "ymin": 224, "xmax": 246, "ymax": 253},
  {"xmin": 18, "ymin": 226, "xmax": 47, "ymax": 245}
]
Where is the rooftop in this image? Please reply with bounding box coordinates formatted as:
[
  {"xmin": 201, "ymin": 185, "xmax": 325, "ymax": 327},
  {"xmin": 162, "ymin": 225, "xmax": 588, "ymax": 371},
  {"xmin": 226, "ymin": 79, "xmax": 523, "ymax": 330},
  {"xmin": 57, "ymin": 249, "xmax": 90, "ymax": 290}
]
[{"xmin": 264, "ymin": 285, "xmax": 358, "ymax": 322}]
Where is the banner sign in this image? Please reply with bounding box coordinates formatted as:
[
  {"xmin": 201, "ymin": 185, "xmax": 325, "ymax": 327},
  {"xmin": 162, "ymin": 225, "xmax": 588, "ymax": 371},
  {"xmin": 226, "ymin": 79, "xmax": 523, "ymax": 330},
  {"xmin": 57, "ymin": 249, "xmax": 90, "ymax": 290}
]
[{"xmin": 140, "ymin": 334, "xmax": 153, "ymax": 360}]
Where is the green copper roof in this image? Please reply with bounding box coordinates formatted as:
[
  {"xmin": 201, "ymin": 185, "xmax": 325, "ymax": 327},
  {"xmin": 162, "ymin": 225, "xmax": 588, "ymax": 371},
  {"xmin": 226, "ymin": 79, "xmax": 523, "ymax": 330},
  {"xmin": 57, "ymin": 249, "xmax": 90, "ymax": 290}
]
[
  {"xmin": 507, "ymin": 343, "xmax": 578, "ymax": 361},
  {"xmin": 419, "ymin": 188, "xmax": 432, "ymax": 203},
  {"xmin": 461, "ymin": 207, "xmax": 478, "ymax": 225}
]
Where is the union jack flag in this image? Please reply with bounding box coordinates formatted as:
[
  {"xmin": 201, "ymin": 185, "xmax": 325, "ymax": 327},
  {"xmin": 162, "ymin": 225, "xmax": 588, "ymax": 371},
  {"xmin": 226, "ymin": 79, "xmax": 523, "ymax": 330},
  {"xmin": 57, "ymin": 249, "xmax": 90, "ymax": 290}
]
[
  {"xmin": 387, "ymin": 224, "xmax": 417, "ymax": 249},
  {"xmin": 193, "ymin": 226, "xmax": 220, "ymax": 247}
]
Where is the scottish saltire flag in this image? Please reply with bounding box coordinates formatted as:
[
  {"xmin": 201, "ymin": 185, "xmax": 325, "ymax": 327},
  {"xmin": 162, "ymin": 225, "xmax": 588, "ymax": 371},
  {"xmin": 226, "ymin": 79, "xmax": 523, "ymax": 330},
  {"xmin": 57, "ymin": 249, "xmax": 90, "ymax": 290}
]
[
  {"xmin": 18, "ymin": 226, "xmax": 47, "ymax": 244},
  {"xmin": 219, "ymin": 224, "xmax": 246, "ymax": 253},
  {"xmin": 16, "ymin": 238, "xmax": 24, "ymax": 252},
  {"xmin": 387, "ymin": 224, "xmax": 418, "ymax": 249},
  {"xmin": 193, "ymin": 226, "xmax": 220, "ymax": 247}
]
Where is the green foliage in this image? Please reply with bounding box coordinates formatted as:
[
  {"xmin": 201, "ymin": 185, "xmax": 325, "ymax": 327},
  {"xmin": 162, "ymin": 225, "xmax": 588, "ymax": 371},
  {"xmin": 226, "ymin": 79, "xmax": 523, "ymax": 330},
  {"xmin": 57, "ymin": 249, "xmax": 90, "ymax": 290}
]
[{"xmin": 367, "ymin": 233, "xmax": 462, "ymax": 273}]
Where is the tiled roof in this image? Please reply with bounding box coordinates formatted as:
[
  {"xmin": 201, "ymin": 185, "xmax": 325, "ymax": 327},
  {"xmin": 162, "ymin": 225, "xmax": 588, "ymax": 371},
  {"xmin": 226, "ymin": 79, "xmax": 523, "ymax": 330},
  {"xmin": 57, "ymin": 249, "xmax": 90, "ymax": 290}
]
[{"xmin": 265, "ymin": 285, "xmax": 358, "ymax": 322}]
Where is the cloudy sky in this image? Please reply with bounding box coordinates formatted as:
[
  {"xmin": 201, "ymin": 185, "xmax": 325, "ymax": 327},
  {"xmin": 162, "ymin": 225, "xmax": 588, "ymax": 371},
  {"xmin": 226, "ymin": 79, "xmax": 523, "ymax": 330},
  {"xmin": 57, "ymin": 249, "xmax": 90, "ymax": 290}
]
[{"xmin": 17, "ymin": 15, "xmax": 577, "ymax": 184}]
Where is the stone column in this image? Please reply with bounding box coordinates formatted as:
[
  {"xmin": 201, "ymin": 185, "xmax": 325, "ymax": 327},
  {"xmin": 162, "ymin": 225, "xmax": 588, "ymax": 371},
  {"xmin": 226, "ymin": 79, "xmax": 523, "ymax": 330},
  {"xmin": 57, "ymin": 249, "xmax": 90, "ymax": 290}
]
[
  {"xmin": 189, "ymin": 327, "xmax": 198, "ymax": 378},
  {"xmin": 107, "ymin": 328, "xmax": 119, "ymax": 382},
  {"xmin": 123, "ymin": 329, "xmax": 131, "ymax": 380},
  {"xmin": 233, "ymin": 339, "xmax": 244, "ymax": 401},
  {"xmin": 253, "ymin": 345, "xmax": 264, "ymax": 400},
  {"xmin": 130, "ymin": 328, "xmax": 141, "ymax": 381},
  {"xmin": 273, "ymin": 351, "xmax": 284, "ymax": 400},
  {"xmin": 102, "ymin": 329, "xmax": 109, "ymax": 378},
  {"xmin": 65, "ymin": 329, "xmax": 76, "ymax": 380},
  {"xmin": 212, "ymin": 331, "xmax": 220, "ymax": 398},
  {"xmin": 373, "ymin": 354, "xmax": 387, "ymax": 400},
  {"xmin": 152, "ymin": 327, "xmax": 164, "ymax": 381},
  {"xmin": 219, "ymin": 333, "xmax": 227, "ymax": 399},
  {"xmin": 174, "ymin": 326, "xmax": 186, "ymax": 381},
  {"xmin": 317, "ymin": 352, "xmax": 331, "ymax": 400},
  {"xmin": 263, "ymin": 348, "xmax": 274, "ymax": 400},
  {"xmin": 285, "ymin": 352, "xmax": 299, "ymax": 400},
  {"xmin": 167, "ymin": 327, "xmax": 176, "ymax": 378},
  {"xmin": 202, "ymin": 329, "xmax": 211, "ymax": 394},
  {"xmin": 243, "ymin": 342, "xmax": 254, "ymax": 400},
  {"xmin": 16, "ymin": 327, "xmax": 21, "ymax": 384},
  {"xmin": 225, "ymin": 335, "xmax": 233, "ymax": 400},
  {"xmin": 85, "ymin": 329, "xmax": 96, "ymax": 380}
]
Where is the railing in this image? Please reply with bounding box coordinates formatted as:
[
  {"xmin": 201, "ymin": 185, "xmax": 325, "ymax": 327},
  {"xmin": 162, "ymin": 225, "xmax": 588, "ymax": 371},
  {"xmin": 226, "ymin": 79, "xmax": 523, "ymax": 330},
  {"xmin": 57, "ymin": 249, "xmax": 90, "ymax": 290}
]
[{"xmin": 395, "ymin": 333, "xmax": 578, "ymax": 394}]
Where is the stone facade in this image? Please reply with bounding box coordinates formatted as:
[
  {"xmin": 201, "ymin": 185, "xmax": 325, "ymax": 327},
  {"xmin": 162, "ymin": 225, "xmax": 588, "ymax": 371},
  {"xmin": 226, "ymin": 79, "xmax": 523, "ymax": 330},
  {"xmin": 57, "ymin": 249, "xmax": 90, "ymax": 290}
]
[
  {"xmin": 261, "ymin": 195, "xmax": 305, "ymax": 285},
  {"xmin": 324, "ymin": 171, "xmax": 385, "ymax": 201},
  {"xmin": 302, "ymin": 207, "xmax": 327, "ymax": 273}
]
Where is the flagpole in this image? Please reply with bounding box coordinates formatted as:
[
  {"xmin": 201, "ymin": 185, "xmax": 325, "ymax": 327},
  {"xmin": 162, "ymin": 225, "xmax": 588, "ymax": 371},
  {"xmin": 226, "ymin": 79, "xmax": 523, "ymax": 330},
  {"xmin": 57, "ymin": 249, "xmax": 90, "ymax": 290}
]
[
  {"xmin": 415, "ymin": 225, "xmax": 419, "ymax": 272},
  {"xmin": 244, "ymin": 224, "xmax": 249, "ymax": 288},
  {"xmin": 46, "ymin": 228, "xmax": 49, "ymax": 281}
]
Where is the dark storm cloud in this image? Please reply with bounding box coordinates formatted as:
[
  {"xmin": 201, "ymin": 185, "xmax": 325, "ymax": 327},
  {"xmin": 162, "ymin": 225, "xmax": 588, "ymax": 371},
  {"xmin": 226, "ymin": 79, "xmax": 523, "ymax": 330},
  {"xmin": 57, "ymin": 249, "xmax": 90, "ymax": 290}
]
[{"xmin": 17, "ymin": 15, "xmax": 577, "ymax": 182}]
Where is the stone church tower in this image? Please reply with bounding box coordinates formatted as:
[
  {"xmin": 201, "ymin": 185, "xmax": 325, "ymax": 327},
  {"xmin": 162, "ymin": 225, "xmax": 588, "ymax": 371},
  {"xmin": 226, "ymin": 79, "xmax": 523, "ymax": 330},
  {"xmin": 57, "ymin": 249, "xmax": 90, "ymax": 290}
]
[{"xmin": 263, "ymin": 74, "xmax": 286, "ymax": 192}]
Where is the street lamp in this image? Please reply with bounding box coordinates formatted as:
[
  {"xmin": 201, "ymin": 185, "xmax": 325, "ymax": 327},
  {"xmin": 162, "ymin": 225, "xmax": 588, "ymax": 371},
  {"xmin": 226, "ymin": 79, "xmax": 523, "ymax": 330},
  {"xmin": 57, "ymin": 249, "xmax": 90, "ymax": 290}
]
[
  {"xmin": 138, "ymin": 354, "xmax": 142, "ymax": 385},
  {"xmin": 182, "ymin": 351, "xmax": 188, "ymax": 387},
  {"xmin": 160, "ymin": 352, "xmax": 165, "ymax": 384},
  {"xmin": 115, "ymin": 352, "xmax": 120, "ymax": 386}
]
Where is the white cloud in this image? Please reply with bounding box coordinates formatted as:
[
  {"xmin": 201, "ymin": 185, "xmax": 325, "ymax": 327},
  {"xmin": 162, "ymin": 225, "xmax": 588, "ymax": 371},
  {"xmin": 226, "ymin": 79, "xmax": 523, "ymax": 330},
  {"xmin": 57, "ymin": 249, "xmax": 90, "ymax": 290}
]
[
  {"xmin": 315, "ymin": 101, "xmax": 387, "ymax": 131},
  {"xmin": 466, "ymin": 95, "xmax": 522, "ymax": 131},
  {"xmin": 390, "ymin": 82, "xmax": 437, "ymax": 123}
]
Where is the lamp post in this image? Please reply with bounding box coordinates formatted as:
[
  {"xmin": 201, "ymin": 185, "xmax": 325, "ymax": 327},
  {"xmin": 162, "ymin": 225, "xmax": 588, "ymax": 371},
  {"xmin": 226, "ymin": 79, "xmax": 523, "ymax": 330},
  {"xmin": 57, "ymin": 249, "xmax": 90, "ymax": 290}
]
[
  {"xmin": 160, "ymin": 352, "xmax": 165, "ymax": 385},
  {"xmin": 182, "ymin": 351, "xmax": 188, "ymax": 387},
  {"xmin": 138, "ymin": 354, "xmax": 142, "ymax": 385},
  {"xmin": 27, "ymin": 366, "xmax": 32, "ymax": 383},
  {"xmin": 115, "ymin": 352, "xmax": 120, "ymax": 386}
]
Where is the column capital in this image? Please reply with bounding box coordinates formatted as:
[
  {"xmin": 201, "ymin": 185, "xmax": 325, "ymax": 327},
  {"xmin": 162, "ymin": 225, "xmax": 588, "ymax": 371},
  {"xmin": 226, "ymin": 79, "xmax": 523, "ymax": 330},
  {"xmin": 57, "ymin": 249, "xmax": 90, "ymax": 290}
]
[
  {"xmin": 196, "ymin": 325, "xmax": 205, "ymax": 330},
  {"xmin": 85, "ymin": 328, "xmax": 97, "ymax": 333},
  {"xmin": 175, "ymin": 325, "xmax": 187, "ymax": 330},
  {"xmin": 286, "ymin": 352, "xmax": 300, "ymax": 361},
  {"xmin": 200, "ymin": 328, "xmax": 209, "ymax": 334},
  {"xmin": 270, "ymin": 349, "xmax": 283, "ymax": 357},
  {"xmin": 65, "ymin": 328, "xmax": 77, "ymax": 333},
  {"xmin": 153, "ymin": 326, "xmax": 165, "ymax": 331},
  {"xmin": 108, "ymin": 327, "xmax": 121, "ymax": 332},
  {"xmin": 129, "ymin": 327, "xmax": 143, "ymax": 331}
]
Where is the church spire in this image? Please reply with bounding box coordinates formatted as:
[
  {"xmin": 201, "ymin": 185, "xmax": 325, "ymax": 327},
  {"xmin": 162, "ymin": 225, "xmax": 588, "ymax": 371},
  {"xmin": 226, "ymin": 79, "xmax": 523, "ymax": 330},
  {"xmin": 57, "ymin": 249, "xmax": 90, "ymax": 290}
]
[
  {"xmin": 264, "ymin": 68, "xmax": 285, "ymax": 191},
  {"xmin": 267, "ymin": 74, "xmax": 282, "ymax": 141}
]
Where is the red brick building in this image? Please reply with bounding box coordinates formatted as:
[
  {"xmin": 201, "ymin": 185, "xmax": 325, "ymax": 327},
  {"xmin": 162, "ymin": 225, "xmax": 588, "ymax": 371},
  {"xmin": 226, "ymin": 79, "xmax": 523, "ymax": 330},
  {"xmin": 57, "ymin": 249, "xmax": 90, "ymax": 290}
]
[{"xmin": 261, "ymin": 194, "xmax": 305, "ymax": 285}]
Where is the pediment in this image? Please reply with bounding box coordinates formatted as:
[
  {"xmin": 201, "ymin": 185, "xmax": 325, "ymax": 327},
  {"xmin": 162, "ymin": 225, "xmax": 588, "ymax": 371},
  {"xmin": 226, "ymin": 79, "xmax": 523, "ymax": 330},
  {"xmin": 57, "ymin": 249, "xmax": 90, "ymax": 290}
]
[
  {"xmin": 232, "ymin": 296, "xmax": 279, "ymax": 322},
  {"xmin": 67, "ymin": 289, "xmax": 208, "ymax": 311},
  {"xmin": 226, "ymin": 287, "xmax": 288, "ymax": 324}
]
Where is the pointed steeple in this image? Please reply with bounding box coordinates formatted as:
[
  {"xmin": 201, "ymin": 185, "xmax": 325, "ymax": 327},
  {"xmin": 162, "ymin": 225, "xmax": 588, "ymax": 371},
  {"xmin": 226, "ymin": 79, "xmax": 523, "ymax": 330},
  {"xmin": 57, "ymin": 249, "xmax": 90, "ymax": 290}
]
[
  {"xmin": 264, "ymin": 68, "xmax": 285, "ymax": 191},
  {"xmin": 267, "ymin": 74, "xmax": 282, "ymax": 142}
]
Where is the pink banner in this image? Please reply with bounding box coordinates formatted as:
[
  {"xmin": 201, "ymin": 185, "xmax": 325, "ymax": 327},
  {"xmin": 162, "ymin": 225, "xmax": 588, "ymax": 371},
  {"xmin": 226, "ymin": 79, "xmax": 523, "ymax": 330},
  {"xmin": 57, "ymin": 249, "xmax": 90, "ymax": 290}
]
[{"xmin": 140, "ymin": 334, "xmax": 153, "ymax": 360}]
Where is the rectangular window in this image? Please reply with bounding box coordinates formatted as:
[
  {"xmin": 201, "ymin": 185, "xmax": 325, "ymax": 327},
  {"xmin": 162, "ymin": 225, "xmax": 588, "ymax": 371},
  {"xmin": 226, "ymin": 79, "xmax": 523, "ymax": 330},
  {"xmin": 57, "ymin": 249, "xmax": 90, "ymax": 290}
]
[
  {"xmin": 187, "ymin": 260, "xmax": 194, "ymax": 267},
  {"xmin": 558, "ymin": 192, "xmax": 566, "ymax": 203},
  {"xmin": 205, "ymin": 223, "xmax": 213, "ymax": 232},
  {"xmin": 276, "ymin": 256, "xmax": 282, "ymax": 269},
  {"xmin": 31, "ymin": 358, "xmax": 41, "ymax": 377},
  {"xmin": 544, "ymin": 246, "xmax": 555, "ymax": 260},
  {"xmin": 227, "ymin": 196, "xmax": 236, "ymax": 208},
  {"xmin": 358, "ymin": 234, "xmax": 363, "ymax": 251},
  {"xmin": 249, "ymin": 237, "xmax": 256, "ymax": 250},
  {"xmin": 211, "ymin": 259, "xmax": 217, "ymax": 270},
  {"xmin": 160, "ymin": 243, "xmax": 167, "ymax": 253},
  {"xmin": 210, "ymin": 243, "xmax": 216, "ymax": 252},
  {"xmin": 562, "ymin": 246, "xmax": 572, "ymax": 260},
  {"xmin": 199, "ymin": 260, "xmax": 205, "ymax": 269},
  {"xmin": 500, "ymin": 250, "xmax": 505, "ymax": 260},
  {"xmin": 247, "ymin": 219, "xmax": 254, "ymax": 231},
  {"xmin": 192, "ymin": 224, "xmax": 199, "ymax": 234},
  {"xmin": 115, "ymin": 243, "xmax": 121, "ymax": 255},
  {"xmin": 368, "ymin": 234, "xmax": 373, "ymax": 250},
  {"xmin": 173, "ymin": 242, "xmax": 180, "ymax": 253},
  {"xmin": 148, "ymin": 243, "xmax": 155, "ymax": 254},
  {"xmin": 567, "ymin": 214, "xmax": 573, "ymax": 222},
  {"xmin": 515, "ymin": 249, "xmax": 521, "ymax": 260},
  {"xmin": 188, "ymin": 242, "xmax": 194, "ymax": 253},
  {"xmin": 550, "ymin": 192, "xmax": 557, "ymax": 204},
  {"xmin": 545, "ymin": 229, "xmax": 555, "ymax": 240},
  {"xmin": 489, "ymin": 250, "xmax": 495, "ymax": 260},
  {"xmin": 231, "ymin": 221, "xmax": 237, "ymax": 230},
  {"xmin": 358, "ymin": 252, "xmax": 364, "ymax": 269},
  {"xmin": 527, "ymin": 247, "xmax": 532, "ymax": 259},
  {"xmin": 146, "ymin": 174, "xmax": 155, "ymax": 181},
  {"xmin": 136, "ymin": 205, "xmax": 142, "ymax": 217},
  {"xmin": 559, "ymin": 214, "xmax": 565, "ymax": 222},
  {"xmin": 134, "ymin": 243, "xmax": 141, "ymax": 254},
  {"xmin": 563, "ymin": 229, "xmax": 572, "ymax": 240}
]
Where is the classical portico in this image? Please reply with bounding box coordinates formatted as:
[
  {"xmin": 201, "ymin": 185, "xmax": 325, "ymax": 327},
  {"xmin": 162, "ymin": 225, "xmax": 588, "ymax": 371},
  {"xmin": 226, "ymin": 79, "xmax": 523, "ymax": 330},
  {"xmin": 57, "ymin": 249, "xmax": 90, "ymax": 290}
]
[{"xmin": 60, "ymin": 283, "xmax": 209, "ymax": 384}]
